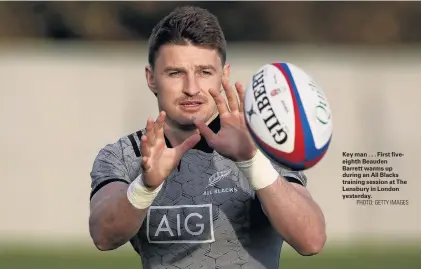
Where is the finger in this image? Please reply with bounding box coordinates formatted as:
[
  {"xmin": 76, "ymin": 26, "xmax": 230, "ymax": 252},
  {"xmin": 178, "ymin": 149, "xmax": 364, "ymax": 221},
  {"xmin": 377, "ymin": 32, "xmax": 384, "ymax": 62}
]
[
  {"xmin": 174, "ymin": 134, "xmax": 201, "ymax": 159},
  {"xmin": 141, "ymin": 156, "xmax": 151, "ymax": 172},
  {"xmin": 145, "ymin": 117, "xmax": 155, "ymax": 146},
  {"xmin": 209, "ymin": 88, "xmax": 229, "ymax": 116},
  {"xmin": 235, "ymin": 82, "xmax": 245, "ymax": 113},
  {"xmin": 194, "ymin": 119, "xmax": 218, "ymax": 147},
  {"xmin": 154, "ymin": 111, "xmax": 166, "ymax": 143},
  {"xmin": 140, "ymin": 135, "xmax": 150, "ymax": 157},
  {"xmin": 222, "ymin": 79, "xmax": 239, "ymax": 113}
]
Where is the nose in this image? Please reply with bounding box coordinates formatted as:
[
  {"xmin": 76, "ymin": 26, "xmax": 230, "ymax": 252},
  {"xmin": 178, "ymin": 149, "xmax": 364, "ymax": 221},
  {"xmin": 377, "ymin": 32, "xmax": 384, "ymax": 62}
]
[{"xmin": 182, "ymin": 72, "xmax": 200, "ymax": 96}]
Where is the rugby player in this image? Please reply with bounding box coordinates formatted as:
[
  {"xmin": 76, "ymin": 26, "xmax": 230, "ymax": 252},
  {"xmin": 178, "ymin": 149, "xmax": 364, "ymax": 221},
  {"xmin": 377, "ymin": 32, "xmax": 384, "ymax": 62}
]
[{"xmin": 89, "ymin": 6, "xmax": 326, "ymax": 269}]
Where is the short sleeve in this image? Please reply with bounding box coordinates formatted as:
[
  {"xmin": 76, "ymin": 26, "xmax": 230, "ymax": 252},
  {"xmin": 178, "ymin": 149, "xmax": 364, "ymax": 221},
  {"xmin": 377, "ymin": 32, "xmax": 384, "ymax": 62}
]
[
  {"xmin": 270, "ymin": 161, "xmax": 308, "ymax": 187},
  {"xmin": 90, "ymin": 141, "xmax": 131, "ymax": 200}
]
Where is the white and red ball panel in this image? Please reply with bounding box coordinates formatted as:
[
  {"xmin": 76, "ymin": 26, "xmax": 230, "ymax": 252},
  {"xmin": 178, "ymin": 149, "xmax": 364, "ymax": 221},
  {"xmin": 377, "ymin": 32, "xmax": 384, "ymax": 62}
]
[{"xmin": 243, "ymin": 62, "xmax": 332, "ymax": 170}]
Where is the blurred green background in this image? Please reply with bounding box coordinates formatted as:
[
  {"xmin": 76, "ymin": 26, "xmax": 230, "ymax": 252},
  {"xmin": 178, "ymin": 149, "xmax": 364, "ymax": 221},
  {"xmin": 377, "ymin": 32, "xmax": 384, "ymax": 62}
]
[
  {"xmin": 0, "ymin": 1, "xmax": 420, "ymax": 269},
  {"xmin": 0, "ymin": 241, "xmax": 420, "ymax": 269}
]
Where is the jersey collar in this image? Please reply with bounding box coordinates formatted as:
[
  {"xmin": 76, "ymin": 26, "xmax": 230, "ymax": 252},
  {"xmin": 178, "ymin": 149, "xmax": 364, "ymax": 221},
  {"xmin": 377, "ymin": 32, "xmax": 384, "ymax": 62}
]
[{"xmin": 164, "ymin": 115, "xmax": 221, "ymax": 153}]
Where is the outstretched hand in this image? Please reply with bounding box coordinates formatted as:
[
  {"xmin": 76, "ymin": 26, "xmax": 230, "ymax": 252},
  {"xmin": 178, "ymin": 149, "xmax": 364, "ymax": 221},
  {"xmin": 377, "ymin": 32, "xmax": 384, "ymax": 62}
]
[
  {"xmin": 141, "ymin": 111, "xmax": 201, "ymax": 189},
  {"xmin": 194, "ymin": 80, "xmax": 257, "ymax": 162}
]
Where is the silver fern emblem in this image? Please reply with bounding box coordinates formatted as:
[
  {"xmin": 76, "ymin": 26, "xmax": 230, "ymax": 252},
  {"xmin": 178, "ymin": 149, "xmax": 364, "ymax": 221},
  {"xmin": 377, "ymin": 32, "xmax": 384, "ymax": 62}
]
[{"xmin": 207, "ymin": 169, "xmax": 231, "ymax": 187}]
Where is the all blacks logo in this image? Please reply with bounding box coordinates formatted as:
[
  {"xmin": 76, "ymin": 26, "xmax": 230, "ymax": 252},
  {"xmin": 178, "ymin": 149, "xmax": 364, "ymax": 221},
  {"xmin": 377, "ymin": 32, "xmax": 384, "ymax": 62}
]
[{"xmin": 251, "ymin": 69, "xmax": 288, "ymax": 145}]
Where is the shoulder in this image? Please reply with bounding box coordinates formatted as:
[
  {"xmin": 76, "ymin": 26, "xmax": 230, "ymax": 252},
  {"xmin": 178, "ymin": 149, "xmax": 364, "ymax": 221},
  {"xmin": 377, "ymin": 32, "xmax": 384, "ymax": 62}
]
[
  {"xmin": 90, "ymin": 129, "xmax": 146, "ymax": 198},
  {"xmin": 94, "ymin": 129, "xmax": 146, "ymax": 163}
]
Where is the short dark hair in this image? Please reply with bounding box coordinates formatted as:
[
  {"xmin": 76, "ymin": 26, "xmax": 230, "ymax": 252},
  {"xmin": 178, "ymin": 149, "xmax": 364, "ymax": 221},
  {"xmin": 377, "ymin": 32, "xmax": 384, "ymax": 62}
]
[{"xmin": 148, "ymin": 6, "xmax": 227, "ymax": 68}]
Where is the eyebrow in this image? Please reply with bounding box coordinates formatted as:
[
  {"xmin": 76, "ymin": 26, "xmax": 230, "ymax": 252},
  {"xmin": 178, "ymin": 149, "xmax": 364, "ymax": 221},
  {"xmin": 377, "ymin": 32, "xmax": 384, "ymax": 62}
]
[
  {"xmin": 196, "ymin": 65, "xmax": 216, "ymax": 72},
  {"xmin": 163, "ymin": 65, "xmax": 217, "ymax": 73},
  {"xmin": 163, "ymin": 66, "xmax": 185, "ymax": 73}
]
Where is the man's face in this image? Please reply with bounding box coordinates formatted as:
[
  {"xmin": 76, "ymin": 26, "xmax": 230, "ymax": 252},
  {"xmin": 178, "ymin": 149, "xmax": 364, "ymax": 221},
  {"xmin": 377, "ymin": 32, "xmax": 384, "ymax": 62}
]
[{"xmin": 146, "ymin": 43, "xmax": 229, "ymax": 129}]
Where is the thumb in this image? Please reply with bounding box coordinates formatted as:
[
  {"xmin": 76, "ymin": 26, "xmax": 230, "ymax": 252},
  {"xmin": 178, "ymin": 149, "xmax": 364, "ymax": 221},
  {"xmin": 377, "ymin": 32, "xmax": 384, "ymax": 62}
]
[
  {"xmin": 194, "ymin": 119, "xmax": 217, "ymax": 147},
  {"xmin": 174, "ymin": 134, "xmax": 201, "ymax": 159}
]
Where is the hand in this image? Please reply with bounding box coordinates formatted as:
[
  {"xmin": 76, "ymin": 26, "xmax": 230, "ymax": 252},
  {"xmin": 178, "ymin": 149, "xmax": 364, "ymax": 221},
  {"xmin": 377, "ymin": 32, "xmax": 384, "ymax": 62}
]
[
  {"xmin": 140, "ymin": 111, "xmax": 201, "ymax": 189},
  {"xmin": 194, "ymin": 79, "xmax": 257, "ymax": 162}
]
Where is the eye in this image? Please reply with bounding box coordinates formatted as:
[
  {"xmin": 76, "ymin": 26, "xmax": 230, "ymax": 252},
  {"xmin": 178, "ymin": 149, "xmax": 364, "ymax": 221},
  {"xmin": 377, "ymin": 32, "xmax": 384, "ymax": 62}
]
[
  {"xmin": 201, "ymin": 70, "xmax": 212, "ymax": 76},
  {"xmin": 169, "ymin": 71, "xmax": 181, "ymax": 77}
]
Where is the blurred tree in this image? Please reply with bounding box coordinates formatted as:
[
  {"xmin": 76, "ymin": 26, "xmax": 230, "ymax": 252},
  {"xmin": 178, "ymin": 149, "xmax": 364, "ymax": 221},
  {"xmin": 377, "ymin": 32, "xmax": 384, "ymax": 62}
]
[{"xmin": 0, "ymin": 1, "xmax": 419, "ymax": 44}]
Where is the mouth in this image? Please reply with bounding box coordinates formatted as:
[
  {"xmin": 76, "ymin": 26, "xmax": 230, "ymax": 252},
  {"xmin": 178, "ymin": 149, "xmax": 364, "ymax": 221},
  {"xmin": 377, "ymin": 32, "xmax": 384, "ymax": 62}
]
[{"xmin": 179, "ymin": 100, "xmax": 204, "ymax": 111}]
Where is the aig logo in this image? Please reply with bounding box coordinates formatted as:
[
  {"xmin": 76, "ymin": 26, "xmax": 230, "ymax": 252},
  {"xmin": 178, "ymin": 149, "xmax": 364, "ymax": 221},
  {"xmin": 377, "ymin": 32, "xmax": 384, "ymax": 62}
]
[{"xmin": 146, "ymin": 204, "xmax": 215, "ymax": 244}]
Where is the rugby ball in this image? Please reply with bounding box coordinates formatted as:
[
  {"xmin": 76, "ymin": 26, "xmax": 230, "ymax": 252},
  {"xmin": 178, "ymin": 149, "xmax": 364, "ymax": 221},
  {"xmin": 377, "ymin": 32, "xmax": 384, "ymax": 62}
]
[{"xmin": 243, "ymin": 62, "xmax": 332, "ymax": 171}]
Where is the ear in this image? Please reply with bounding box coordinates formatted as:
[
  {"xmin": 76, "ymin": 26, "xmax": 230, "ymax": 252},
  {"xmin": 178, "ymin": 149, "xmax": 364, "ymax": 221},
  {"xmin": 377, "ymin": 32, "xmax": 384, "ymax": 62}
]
[
  {"xmin": 145, "ymin": 66, "xmax": 158, "ymax": 95},
  {"xmin": 222, "ymin": 63, "xmax": 230, "ymax": 82}
]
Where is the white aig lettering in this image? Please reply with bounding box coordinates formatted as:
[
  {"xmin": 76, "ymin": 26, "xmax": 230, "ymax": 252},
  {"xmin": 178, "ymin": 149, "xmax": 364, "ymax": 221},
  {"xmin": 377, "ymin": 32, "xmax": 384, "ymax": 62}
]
[
  {"xmin": 155, "ymin": 213, "xmax": 204, "ymax": 237},
  {"xmin": 147, "ymin": 204, "xmax": 215, "ymax": 243}
]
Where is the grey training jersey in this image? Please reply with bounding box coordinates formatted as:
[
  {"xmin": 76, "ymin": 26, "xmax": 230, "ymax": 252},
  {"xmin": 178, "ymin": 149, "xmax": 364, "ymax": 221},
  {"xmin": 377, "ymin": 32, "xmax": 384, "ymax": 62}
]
[{"xmin": 90, "ymin": 116, "xmax": 307, "ymax": 269}]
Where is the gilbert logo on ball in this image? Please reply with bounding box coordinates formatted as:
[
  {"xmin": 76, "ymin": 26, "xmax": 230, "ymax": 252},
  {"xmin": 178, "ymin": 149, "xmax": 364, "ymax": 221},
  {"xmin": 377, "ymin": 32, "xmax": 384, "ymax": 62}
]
[{"xmin": 244, "ymin": 62, "xmax": 333, "ymax": 171}]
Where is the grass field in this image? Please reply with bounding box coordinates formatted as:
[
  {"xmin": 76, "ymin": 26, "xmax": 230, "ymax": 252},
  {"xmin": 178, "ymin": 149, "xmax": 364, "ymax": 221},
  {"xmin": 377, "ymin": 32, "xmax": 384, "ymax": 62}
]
[{"xmin": 0, "ymin": 241, "xmax": 420, "ymax": 269}]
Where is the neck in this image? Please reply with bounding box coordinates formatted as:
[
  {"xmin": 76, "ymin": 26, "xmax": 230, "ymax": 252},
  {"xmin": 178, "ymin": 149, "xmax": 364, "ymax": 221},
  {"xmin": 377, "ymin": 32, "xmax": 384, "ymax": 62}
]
[
  {"xmin": 163, "ymin": 124, "xmax": 198, "ymax": 148},
  {"xmin": 164, "ymin": 112, "xmax": 218, "ymax": 147}
]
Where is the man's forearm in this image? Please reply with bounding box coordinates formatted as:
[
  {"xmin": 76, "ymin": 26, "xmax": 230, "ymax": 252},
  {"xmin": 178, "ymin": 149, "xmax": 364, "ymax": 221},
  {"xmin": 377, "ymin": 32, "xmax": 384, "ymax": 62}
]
[
  {"xmin": 256, "ymin": 177, "xmax": 326, "ymax": 256},
  {"xmin": 89, "ymin": 182, "xmax": 147, "ymax": 251}
]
